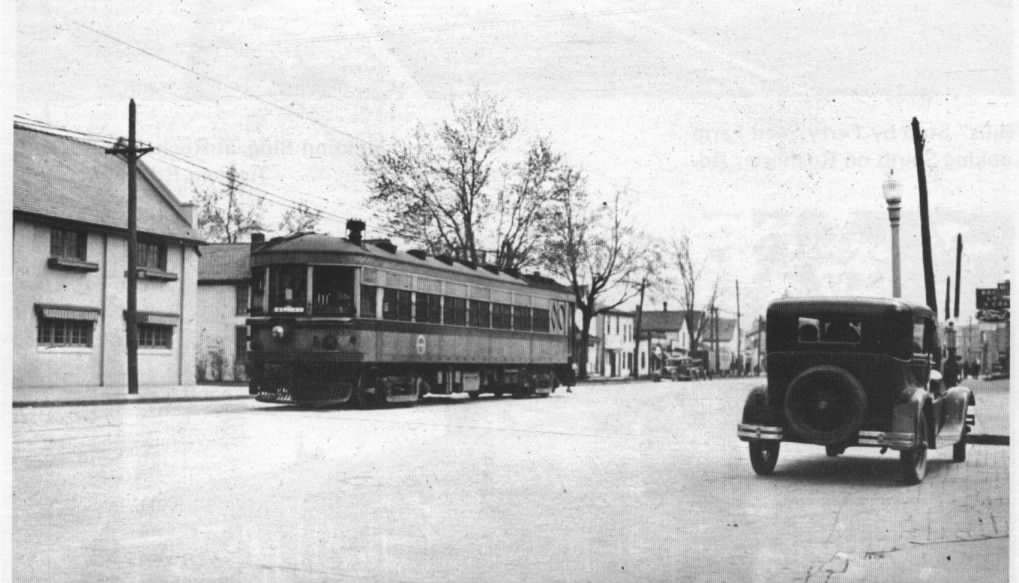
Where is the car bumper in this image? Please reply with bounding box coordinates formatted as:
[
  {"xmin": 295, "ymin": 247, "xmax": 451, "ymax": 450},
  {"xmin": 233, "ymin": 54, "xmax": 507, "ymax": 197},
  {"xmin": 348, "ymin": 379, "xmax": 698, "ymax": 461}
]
[{"xmin": 737, "ymin": 424, "xmax": 918, "ymax": 449}]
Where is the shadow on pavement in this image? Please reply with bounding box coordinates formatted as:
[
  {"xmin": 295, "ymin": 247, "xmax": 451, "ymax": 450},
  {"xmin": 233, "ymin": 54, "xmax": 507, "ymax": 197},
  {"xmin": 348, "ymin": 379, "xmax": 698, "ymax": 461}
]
[{"xmin": 770, "ymin": 454, "xmax": 956, "ymax": 487}]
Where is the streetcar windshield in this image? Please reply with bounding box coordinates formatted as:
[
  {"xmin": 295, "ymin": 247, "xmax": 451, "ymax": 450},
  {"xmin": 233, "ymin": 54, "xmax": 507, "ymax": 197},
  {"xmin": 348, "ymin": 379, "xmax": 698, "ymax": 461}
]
[
  {"xmin": 311, "ymin": 266, "xmax": 356, "ymax": 316},
  {"xmin": 270, "ymin": 265, "xmax": 307, "ymax": 313}
]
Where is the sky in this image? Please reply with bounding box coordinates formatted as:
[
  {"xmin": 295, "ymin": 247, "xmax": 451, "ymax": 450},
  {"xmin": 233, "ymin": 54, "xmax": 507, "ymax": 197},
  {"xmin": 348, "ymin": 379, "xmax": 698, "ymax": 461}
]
[{"xmin": 9, "ymin": 0, "xmax": 1016, "ymax": 329}]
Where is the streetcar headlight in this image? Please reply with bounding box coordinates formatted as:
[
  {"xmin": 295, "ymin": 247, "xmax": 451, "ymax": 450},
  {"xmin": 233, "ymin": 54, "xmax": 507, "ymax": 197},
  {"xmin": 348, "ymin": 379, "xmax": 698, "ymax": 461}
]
[{"xmin": 271, "ymin": 325, "xmax": 287, "ymax": 342}]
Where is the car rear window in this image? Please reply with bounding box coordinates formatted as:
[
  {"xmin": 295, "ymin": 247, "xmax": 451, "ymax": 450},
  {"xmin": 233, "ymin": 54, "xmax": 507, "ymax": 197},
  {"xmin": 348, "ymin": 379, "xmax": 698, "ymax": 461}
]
[{"xmin": 798, "ymin": 317, "xmax": 863, "ymax": 344}]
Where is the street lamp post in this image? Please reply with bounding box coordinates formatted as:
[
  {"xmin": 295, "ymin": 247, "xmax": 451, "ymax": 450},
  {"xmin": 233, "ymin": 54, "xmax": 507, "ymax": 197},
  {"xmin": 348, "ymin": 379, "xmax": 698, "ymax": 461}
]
[{"xmin": 882, "ymin": 169, "xmax": 902, "ymax": 298}]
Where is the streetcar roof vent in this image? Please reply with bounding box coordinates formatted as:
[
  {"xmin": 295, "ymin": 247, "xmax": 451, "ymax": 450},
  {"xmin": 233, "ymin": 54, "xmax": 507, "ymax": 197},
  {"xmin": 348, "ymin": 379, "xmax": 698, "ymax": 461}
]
[
  {"xmin": 367, "ymin": 239, "xmax": 397, "ymax": 253},
  {"xmin": 408, "ymin": 249, "xmax": 428, "ymax": 260},
  {"xmin": 435, "ymin": 254, "xmax": 456, "ymax": 265}
]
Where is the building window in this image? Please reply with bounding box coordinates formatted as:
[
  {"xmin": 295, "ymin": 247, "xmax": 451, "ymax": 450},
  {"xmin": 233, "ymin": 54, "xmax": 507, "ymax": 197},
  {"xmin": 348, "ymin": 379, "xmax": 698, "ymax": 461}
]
[
  {"xmin": 50, "ymin": 227, "xmax": 87, "ymax": 260},
  {"xmin": 416, "ymin": 293, "xmax": 442, "ymax": 323},
  {"xmin": 532, "ymin": 308, "xmax": 550, "ymax": 333},
  {"xmin": 513, "ymin": 306, "xmax": 532, "ymax": 331},
  {"xmin": 383, "ymin": 288, "xmax": 412, "ymax": 321},
  {"xmin": 235, "ymin": 284, "xmax": 249, "ymax": 315},
  {"xmin": 38, "ymin": 318, "xmax": 94, "ymax": 347},
  {"xmin": 251, "ymin": 267, "xmax": 266, "ymax": 315},
  {"xmin": 641, "ymin": 352, "xmax": 646, "ymax": 369},
  {"xmin": 470, "ymin": 300, "xmax": 490, "ymax": 328},
  {"xmin": 138, "ymin": 324, "xmax": 173, "ymax": 348},
  {"xmin": 138, "ymin": 240, "xmax": 167, "ymax": 270},
  {"xmin": 492, "ymin": 303, "xmax": 512, "ymax": 329},
  {"xmin": 360, "ymin": 285, "xmax": 378, "ymax": 318}
]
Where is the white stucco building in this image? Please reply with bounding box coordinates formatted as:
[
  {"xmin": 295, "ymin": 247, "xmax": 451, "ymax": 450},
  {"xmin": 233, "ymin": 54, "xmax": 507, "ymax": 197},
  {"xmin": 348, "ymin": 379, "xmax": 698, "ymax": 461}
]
[{"xmin": 13, "ymin": 123, "xmax": 202, "ymax": 388}]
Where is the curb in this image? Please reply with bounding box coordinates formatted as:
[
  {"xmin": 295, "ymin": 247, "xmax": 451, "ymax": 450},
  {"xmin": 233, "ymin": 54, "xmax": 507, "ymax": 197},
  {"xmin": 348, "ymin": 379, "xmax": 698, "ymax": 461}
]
[{"xmin": 13, "ymin": 395, "xmax": 251, "ymax": 408}]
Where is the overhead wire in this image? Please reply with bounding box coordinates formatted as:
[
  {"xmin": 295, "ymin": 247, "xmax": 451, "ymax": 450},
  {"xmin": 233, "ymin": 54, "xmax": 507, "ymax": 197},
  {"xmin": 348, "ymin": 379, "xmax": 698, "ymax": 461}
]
[
  {"xmin": 14, "ymin": 114, "xmax": 411, "ymax": 239},
  {"xmin": 72, "ymin": 21, "xmax": 379, "ymax": 149}
]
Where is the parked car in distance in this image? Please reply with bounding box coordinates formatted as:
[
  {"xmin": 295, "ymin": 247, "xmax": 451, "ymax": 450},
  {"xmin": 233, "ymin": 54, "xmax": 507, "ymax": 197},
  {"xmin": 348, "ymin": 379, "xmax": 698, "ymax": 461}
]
[
  {"xmin": 737, "ymin": 297, "xmax": 975, "ymax": 485},
  {"xmin": 653, "ymin": 355, "xmax": 706, "ymax": 381}
]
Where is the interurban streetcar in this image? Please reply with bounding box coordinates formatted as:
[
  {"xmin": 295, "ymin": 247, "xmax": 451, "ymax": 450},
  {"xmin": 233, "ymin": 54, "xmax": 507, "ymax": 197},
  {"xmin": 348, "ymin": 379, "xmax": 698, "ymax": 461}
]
[{"xmin": 246, "ymin": 221, "xmax": 576, "ymax": 406}]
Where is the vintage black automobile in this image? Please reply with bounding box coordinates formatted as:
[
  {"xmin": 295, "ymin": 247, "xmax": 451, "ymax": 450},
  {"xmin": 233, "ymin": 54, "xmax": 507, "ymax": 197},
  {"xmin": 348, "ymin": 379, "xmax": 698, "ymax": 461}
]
[{"xmin": 737, "ymin": 297, "xmax": 975, "ymax": 484}]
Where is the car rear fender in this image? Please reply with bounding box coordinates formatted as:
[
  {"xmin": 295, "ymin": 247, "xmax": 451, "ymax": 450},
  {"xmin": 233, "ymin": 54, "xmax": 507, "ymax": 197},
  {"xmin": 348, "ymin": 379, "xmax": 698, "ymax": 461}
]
[
  {"xmin": 892, "ymin": 387, "xmax": 927, "ymax": 448},
  {"xmin": 938, "ymin": 386, "xmax": 973, "ymax": 446}
]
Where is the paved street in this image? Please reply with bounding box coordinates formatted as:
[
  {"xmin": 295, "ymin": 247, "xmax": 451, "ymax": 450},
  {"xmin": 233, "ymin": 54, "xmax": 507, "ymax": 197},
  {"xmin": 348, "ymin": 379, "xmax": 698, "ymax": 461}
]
[{"xmin": 14, "ymin": 378, "xmax": 1009, "ymax": 582}]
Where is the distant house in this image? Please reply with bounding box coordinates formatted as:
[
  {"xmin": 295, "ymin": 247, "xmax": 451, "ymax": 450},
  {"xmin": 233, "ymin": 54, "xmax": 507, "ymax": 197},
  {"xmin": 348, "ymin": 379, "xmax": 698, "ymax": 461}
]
[
  {"xmin": 196, "ymin": 243, "xmax": 252, "ymax": 382},
  {"xmin": 639, "ymin": 306, "xmax": 707, "ymax": 369},
  {"xmin": 702, "ymin": 317, "xmax": 739, "ymax": 373},
  {"xmin": 12, "ymin": 123, "xmax": 202, "ymax": 388},
  {"xmin": 593, "ymin": 308, "xmax": 635, "ymax": 378}
]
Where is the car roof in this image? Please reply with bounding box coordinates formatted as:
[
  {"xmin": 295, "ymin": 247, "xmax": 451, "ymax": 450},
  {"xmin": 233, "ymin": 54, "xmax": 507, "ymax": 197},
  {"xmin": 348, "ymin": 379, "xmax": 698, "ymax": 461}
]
[{"xmin": 768, "ymin": 296, "xmax": 935, "ymax": 320}]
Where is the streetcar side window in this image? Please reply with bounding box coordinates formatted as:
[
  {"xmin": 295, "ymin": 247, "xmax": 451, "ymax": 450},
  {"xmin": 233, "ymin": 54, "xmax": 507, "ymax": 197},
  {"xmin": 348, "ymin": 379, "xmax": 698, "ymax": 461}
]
[
  {"xmin": 532, "ymin": 308, "xmax": 550, "ymax": 333},
  {"xmin": 492, "ymin": 303, "xmax": 512, "ymax": 329},
  {"xmin": 270, "ymin": 265, "xmax": 307, "ymax": 311},
  {"xmin": 444, "ymin": 296, "xmax": 467, "ymax": 326},
  {"xmin": 312, "ymin": 266, "xmax": 355, "ymax": 316},
  {"xmin": 383, "ymin": 288, "xmax": 413, "ymax": 321},
  {"xmin": 470, "ymin": 300, "xmax": 490, "ymax": 328},
  {"xmin": 251, "ymin": 267, "xmax": 266, "ymax": 315},
  {"xmin": 417, "ymin": 293, "xmax": 442, "ymax": 324},
  {"xmin": 513, "ymin": 306, "xmax": 532, "ymax": 331}
]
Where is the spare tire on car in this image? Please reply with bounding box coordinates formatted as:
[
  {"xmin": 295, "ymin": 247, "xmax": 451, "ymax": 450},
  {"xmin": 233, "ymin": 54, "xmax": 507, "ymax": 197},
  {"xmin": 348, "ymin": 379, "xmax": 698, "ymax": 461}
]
[{"xmin": 783, "ymin": 365, "xmax": 867, "ymax": 445}]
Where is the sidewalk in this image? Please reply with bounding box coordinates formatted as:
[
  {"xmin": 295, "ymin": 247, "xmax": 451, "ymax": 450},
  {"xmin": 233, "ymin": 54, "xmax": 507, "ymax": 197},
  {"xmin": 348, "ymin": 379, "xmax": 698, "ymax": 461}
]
[{"xmin": 12, "ymin": 383, "xmax": 250, "ymax": 408}]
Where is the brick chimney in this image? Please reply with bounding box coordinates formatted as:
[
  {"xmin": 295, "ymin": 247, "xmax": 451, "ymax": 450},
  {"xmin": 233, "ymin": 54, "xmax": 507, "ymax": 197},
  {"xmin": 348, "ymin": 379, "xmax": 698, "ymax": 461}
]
[{"xmin": 250, "ymin": 232, "xmax": 265, "ymax": 253}]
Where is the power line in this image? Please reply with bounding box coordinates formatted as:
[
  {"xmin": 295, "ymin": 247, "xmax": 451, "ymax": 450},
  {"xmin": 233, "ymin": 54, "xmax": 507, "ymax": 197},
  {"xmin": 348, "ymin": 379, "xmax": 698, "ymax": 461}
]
[{"xmin": 72, "ymin": 21, "xmax": 379, "ymax": 148}]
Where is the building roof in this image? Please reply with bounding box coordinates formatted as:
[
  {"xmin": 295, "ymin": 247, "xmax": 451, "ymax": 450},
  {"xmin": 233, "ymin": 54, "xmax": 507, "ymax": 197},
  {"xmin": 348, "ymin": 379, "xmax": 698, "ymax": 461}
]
[
  {"xmin": 198, "ymin": 243, "xmax": 250, "ymax": 282},
  {"xmin": 13, "ymin": 124, "xmax": 201, "ymax": 243},
  {"xmin": 641, "ymin": 310, "xmax": 703, "ymax": 332}
]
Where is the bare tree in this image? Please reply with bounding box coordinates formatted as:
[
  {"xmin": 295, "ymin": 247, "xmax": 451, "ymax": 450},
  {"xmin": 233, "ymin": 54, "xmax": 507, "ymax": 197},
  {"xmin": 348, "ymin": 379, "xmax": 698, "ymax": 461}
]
[
  {"xmin": 673, "ymin": 236, "xmax": 719, "ymax": 354},
  {"xmin": 362, "ymin": 91, "xmax": 569, "ymax": 270},
  {"xmin": 544, "ymin": 186, "xmax": 646, "ymax": 379},
  {"xmin": 277, "ymin": 202, "xmax": 323, "ymax": 235},
  {"xmin": 194, "ymin": 165, "xmax": 264, "ymax": 243}
]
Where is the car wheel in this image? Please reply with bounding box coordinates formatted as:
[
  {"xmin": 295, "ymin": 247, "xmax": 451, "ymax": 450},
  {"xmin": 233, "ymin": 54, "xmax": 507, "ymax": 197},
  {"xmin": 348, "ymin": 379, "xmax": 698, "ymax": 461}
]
[
  {"xmin": 900, "ymin": 417, "xmax": 928, "ymax": 485},
  {"xmin": 749, "ymin": 441, "xmax": 780, "ymax": 475},
  {"xmin": 953, "ymin": 418, "xmax": 967, "ymax": 463}
]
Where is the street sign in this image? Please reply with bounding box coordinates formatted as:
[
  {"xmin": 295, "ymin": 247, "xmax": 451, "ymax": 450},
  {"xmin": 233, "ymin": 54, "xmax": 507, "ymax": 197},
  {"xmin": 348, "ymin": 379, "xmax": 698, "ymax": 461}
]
[{"xmin": 976, "ymin": 288, "xmax": 1009, "ymax": 310}]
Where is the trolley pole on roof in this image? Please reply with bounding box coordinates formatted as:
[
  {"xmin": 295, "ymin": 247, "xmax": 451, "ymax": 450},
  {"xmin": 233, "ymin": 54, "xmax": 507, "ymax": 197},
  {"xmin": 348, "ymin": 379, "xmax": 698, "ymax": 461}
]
[{"xmin": 106, "ymin": 99, "xmax": 153, "ymax": 394}]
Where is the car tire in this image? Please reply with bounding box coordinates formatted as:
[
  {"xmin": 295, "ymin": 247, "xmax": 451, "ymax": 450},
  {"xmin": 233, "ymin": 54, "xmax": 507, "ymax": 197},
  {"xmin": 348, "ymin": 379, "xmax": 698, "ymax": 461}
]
[
  {"xmin": 900, "ymin": 417, "xmax": 928, "ymax": 485},
  {"xmin": 784, "ymin": 365, "xmax": 867, "ymax": 445},
  {"xmin": 749, "ymin": 441, "xmax": 780, "ymax": 475},
  {"xmin": 953, "ymin": 422, "xmax": 967, "ymax": 463}
]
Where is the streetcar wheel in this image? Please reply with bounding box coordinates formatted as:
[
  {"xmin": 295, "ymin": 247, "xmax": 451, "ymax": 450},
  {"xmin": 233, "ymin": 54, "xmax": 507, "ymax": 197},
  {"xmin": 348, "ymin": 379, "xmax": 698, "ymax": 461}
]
[
  {"xmin": 825, "ymin": 445, "xmax": 841, "ymax": 457},
  {"xmin": 467, "ymin": 391, "xmax": 480, "ymax": 400},
  {"xmin": 900, "ymin": 418, "xmax": 928, "ymax": 484},
  {"xmin": 749, "ymin": 441, "xmax": 780, "ymax": 475}
]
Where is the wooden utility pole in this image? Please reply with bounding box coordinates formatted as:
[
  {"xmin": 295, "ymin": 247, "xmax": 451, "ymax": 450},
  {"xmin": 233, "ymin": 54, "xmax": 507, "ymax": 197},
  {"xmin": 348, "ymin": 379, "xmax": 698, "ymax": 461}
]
[
  {"xmin": 912, "ymin": 117, "xmax": 938, "ymax": 316},
  {"xmin": 945, "ymin": 277, "xmax": 951, "ymax": 322},
  {"xmin": 756, "ymin": 315, "xmax": 764, "ymax": 372},
  {"xmin": 106, "ymin": 100, "xmax": 153, "ymax": 394},
  {"xmin": 711, "ymin": 305, "xmax": 720, "ymax": 375},
  {"xmin": 631, "ymin": 278, "xmax": 646, "ymax": 379},
  {"xmin": 954, "ymin": 234, "xmax": 962, "ymax": 319},
  {"xmin": 735, "ymin": 279, "xmax": 742, "ymax": 373}
]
